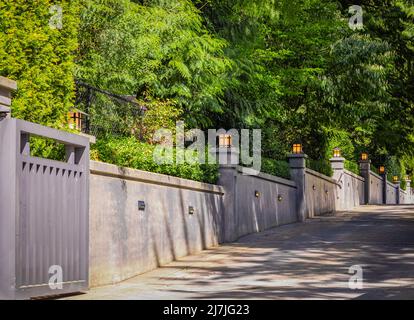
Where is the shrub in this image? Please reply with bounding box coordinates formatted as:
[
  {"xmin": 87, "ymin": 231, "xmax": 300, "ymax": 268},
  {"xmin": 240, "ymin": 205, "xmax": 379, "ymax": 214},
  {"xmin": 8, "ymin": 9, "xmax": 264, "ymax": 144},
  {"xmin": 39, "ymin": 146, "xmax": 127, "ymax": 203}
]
[
  {"xmin": 307, "ymin": 158, "xmax": 333, "ymax": 177},
  {"xmin": 91, "ymin": 136, "xmax": 219, "ymax": 184},
  {"xmin": 260, "ymin": 158, "xmax": 291, "ymax": 179},
  {"xmin": 345, "ymin": 160, "xmax": 360, "ymax": 176}
]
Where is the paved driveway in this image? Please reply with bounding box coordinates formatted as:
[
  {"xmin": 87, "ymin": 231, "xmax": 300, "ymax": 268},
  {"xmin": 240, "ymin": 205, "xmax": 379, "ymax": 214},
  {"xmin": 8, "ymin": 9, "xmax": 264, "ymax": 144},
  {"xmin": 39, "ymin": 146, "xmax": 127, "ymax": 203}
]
[{"xmin": 67, "ymin": 205, "xmax": 414, "ymax": 300}]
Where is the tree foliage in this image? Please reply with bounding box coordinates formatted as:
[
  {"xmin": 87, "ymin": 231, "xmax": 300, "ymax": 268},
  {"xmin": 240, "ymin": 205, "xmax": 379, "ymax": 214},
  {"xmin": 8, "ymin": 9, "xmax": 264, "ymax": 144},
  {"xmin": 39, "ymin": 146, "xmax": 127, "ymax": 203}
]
[
  {"xmin": 2, "ymin": 0, "xmax": 414, "ymax": 178},
  {"xmin": 0, "ymin": 0, "xmax": 79, "ymax": 127}
]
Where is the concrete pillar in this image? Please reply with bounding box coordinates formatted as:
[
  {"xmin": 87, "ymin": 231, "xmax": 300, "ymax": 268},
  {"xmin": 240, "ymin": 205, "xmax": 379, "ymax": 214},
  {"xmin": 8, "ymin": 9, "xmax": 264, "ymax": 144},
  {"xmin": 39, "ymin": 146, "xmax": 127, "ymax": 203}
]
[
  {"xmin": 381, "ymin": 170, "xmax": 387, "ymax": 205},
  {"xmin": 330, "ymin": 156, "xmax": 345, "ymax": 210},
  {"xmin": 406, "ymin": 178, "xmax": 412, "ymax": 204},
  {"xmin": 395, "ymin": 180, "xmax": 401, "ymax": 205},
  {"xmin": 288, "ymin": 153, "xmax": 308, "ymax": 222},
  {"xmin": 217, "ymin": 146, "xmax": 239, "ymax": 242},
  {"xmin": 0, "ymin": 76, "xmax": 17, "ymax": 120},
  {"xmin": 359, "ymin": 159, "xmax": 371, "ymax": 204}
]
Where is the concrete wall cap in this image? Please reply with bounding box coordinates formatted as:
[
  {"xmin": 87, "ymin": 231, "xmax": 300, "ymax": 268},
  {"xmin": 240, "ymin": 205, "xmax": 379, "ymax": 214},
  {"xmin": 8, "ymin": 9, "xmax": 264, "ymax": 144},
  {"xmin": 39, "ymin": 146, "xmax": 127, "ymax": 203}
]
[
  {"xmin": 305, "ymin": 167, "xmax": 340, "ymax": 186},
  {"xmin": 343, "ymin": 169, "xmax": 365, "ymax": 182},
  {"xmin": 236, "ymin": 165, "xmax": 297, "ymax": 188},
  {"xmin": 369, "ymin": 170, "xmax": 383, "ymax": 180},
  {"xmin": 90, "ymin": 160, "xmax": 224, "ymax": 195}
]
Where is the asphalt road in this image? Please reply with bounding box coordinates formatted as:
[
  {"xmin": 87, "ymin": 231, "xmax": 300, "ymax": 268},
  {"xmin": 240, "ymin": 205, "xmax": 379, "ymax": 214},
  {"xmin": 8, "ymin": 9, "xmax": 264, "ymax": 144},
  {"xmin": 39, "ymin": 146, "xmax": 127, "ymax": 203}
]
[{"xmin": 66, "ymin": 205, "xmax": 414, "ymax": 300}]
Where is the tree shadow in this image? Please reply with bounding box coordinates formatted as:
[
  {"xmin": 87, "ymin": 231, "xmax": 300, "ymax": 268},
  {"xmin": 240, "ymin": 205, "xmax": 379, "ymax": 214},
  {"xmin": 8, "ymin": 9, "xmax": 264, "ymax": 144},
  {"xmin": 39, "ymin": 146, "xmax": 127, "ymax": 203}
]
[{"xmin": 139, "ymin": 206, "xmax": 414, "ymax": 299}]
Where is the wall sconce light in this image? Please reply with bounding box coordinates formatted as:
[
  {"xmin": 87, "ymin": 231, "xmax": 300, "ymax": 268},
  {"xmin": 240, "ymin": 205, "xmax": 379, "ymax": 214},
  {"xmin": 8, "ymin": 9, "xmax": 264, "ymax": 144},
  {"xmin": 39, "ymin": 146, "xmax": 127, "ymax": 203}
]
[
  {"xmin": 188, "ymin": 206, "xmax": 195, "ymax": 215},
  {"xmin": 393, "ymin": 176, "xmax": 399, "ymax": 183},
  {"xmin": 312, "ymin": 185, "xmax": 316, "ymax": 190},
  {"xmin": 292, "ymin": 143, "xmax": 303, "ymax": 154},
  {"xmin": 277, "ymin": 195, "xmax": 283, "ymax": 202},
  {"xmin": 333, "ymin": 147, "xmax": 341, "ymax": 158},
  {"xmin": 360, "ymin": 152, "xmax": 368, "ymax": 161},
  {"xmin": 68, "ymin": 109, "xmax": 87, "ymax": 132},
  {"xmin": 325, "ymin": 190, "xmax": 329, "ymax": 194},
  {"xmin": 138, "ymin": 201, "xmax": 145, "ymax": 211},
  {"xmin": 379, "ymin": 166, "xmax": 385, "ymax": 174},
  {"xmin": 255, "ymin": 190, "xmax": 260, "ymax": 198},
  {"xmin": 218, "ymin": 134, "xmax": 232, "ymax": 148}
]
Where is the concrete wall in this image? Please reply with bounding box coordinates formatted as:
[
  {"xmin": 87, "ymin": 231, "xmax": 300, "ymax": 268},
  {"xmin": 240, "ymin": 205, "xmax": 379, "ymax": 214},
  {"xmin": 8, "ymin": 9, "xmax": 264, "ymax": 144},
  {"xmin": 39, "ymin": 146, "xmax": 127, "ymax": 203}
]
[
  {"xmin": 400, "ymin": 189, "xmax": 407, "ymax": 204},
  {"xmin": 386, "ymin": 181, "xmax": 398, "ymax": 204},
  {"xmin": 218, "ymin": 166, "xmax": 298, "ymax": 242},
  {"xmin": 233, "ymin": 167, "xmax": 297, "ymax": 241},
  {"xmin": 89, "ymin": 161, "xmax": 224, "ymax": 287},
  {"xmin": 369, "ymin": 171, "xmax": 384, "ymax": 205},
  {"xmin": 305, "ymin": 168, "xmax": 338, "ymax": 217},
  {"xmin": 338, "ymin": 170, "xmax": 365, "ymax": 210}
]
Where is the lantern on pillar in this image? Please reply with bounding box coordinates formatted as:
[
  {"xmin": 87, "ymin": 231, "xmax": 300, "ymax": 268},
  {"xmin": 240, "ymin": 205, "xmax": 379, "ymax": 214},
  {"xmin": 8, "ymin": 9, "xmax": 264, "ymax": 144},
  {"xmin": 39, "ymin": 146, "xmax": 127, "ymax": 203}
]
[
  {"xmin": 360, "ymin": 152, "xmax": 368, "ymax": 161},
  {"xmin": 393, "ymin": 176, "xmax": 399, "ymax": 183},
  {"xmin": 379, "ymin": 166, "xmax": 385, "ymax": 174},
  {"xmin": 292, "ymin": 143, "xmax": 303, "ymax": 154},
  {"xmin": 333, "ymin": 147, "xmax": 341, "ymax": 158},
  {"xmin": 218, "ymin": 134, "xmax": 232, "ymax": 148}
]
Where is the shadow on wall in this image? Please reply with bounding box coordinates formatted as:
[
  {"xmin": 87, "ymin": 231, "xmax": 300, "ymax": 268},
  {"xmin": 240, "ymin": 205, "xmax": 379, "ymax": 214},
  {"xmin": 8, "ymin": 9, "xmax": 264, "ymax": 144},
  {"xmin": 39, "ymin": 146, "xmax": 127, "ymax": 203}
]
[{"xmin": 89, "ymin": 162, "xmax": 224, "ymax": 287}]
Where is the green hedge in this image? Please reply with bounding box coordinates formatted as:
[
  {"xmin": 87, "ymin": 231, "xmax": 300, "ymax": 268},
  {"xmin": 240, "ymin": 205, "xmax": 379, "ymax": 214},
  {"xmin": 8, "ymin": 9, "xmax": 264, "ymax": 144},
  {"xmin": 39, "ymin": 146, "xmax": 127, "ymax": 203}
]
[
  {"xmin": 345, "ymin": 160, "xmax": 360, "ymax": 176},
  {"xmin": 260, "ymin": 158, "xmax": 291, "ymax": 179},
  {"xmin": 91, "ymin": 137, "xmax": 219, "ymax": 184},
  {"xmin": 306, "ymin": 158, "xmax": 333, "ymax": 177}
]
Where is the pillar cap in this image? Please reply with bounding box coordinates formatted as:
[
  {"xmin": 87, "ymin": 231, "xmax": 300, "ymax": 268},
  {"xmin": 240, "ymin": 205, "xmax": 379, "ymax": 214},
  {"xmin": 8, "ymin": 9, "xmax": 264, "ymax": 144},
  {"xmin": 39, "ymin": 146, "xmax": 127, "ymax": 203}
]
[
  {"xmin": 0, "ymin": 76, "xmax": 17, "ymax": 91},
  {"xmin": 287, "ymin": 153, "xmax": 308, "ymax": 159},
  {"xmin": 329, "ymin": 157, "xmax": 345, "ymax": 162},
  {"xmin": 0, "ymin": 105, "xmax": 11, "ymax": 113}
]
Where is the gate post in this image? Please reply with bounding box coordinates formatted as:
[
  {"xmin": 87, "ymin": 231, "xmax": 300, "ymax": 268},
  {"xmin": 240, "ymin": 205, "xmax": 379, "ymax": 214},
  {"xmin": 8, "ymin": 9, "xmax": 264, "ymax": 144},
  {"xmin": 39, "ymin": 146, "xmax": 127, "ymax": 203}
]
[{"xmin": 0, "ymin": 77, "xmax": 17, "ymax": 299}]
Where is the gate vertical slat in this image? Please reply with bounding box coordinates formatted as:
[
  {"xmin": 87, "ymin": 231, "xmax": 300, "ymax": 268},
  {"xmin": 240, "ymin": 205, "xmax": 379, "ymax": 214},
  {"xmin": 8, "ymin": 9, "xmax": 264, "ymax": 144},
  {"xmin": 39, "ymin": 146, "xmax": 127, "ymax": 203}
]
[
  {"xmin": 28, "ymin": 163, "xmax": 35, "ymax": 286},
  {"xmin": 49, "ymin": 166, "xmax": 57, "ymax": 287}
]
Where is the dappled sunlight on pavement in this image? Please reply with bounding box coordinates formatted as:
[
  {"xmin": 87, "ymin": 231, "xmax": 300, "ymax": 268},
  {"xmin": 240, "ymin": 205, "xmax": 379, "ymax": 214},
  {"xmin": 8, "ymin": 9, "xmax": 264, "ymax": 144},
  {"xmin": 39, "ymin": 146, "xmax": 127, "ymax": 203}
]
[{"xmin": 66, "ymin": 205, "xmax": 414, "ymax": 300}]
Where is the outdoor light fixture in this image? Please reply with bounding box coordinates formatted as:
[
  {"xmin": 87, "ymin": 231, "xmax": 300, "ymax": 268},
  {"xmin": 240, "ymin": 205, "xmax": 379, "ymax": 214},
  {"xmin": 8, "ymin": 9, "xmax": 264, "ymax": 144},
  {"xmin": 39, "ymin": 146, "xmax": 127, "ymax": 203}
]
[
  {"xmin": 379, "ymin": 166, "xmax": 385, "ymax": 174},
  {"xmin": 188, "ymin": 206, "xmax": 195, "ymax": 215},
  {"xmin": 292, "ymin": 143, "xmax": 303, "ymax": 154},
  {"xmin": 255, "ymin": 190, "xmax": 260, "ymax": 198},
  {"xmin": 360, "ymin": 152, "xmax": 368, "ymax": 161},
  {"xmin": 312, "ymin": 185, "xmax": 316, "ymax": 191},
  {"xmin": 68, "ymin": 109, "xmax": 87, "ymax": 132},
  {"xmin": 393, "ymin": 176, "xmax": 399, "ymax": 183},
  {"xmin": 218, "ymin": 134, "xmax": 232, "ymax": 148},
  {"xmin": 138, "ymin": 201, "xmax": 145, "ymax": 211},
  {"xmin": 277, "ymin": 195, "xmax": 283, "ymax": 202},
  {"xmin": 405, "ymin": 175, "xmax": 410, "ymax": 181},
  {"xmin": 333, "ymin": 147, "xmax": 341, "ymax": 158}
]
